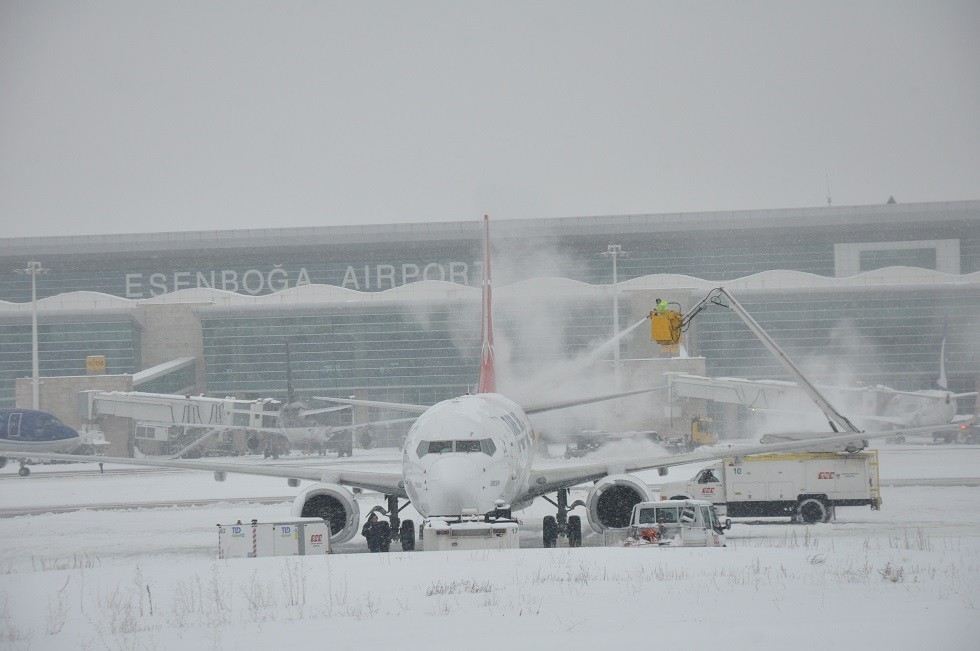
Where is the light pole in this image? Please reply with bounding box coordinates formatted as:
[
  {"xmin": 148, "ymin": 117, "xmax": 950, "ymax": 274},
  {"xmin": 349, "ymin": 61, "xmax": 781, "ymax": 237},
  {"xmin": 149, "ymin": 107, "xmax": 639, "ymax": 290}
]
[
  {"xmin": 15, "ymin": 261, "xmax": 48, "ymax": 409},
  {"xmin": 600, "ymin": 245, "xmax": 627, "ymax": 387}
]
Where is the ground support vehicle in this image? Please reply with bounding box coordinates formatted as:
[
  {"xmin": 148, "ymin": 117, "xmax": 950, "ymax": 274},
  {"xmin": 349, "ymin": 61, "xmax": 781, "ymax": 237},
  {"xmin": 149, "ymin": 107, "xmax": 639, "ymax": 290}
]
[
  {"xmin": 660, "ymin": 417, "xmax": 717, "ymax": 452},
  {"xmin": 934, "ymin": 416, "xmax": 980, "ymax": 444},
  {"xmin": 622, "ymin": 499, "xmax": 728, "ymax": 547},
  {"xmin": 660, "ymin": 451, "xmax": 881, "ymax": 523},
  {"xmin": 420, "ymin": 516, "xmax": 520, "ymax": 551}
]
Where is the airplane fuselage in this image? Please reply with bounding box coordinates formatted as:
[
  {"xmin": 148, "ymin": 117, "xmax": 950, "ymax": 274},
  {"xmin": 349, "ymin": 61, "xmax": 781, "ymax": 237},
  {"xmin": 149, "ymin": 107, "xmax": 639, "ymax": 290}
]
[
  {"xmin": 402, "ymin": 393, "xmax": 534, "ymax": 517},
  {"xmin": 0, "ymin": 409, "xmax": 80, "ymax": 454}
]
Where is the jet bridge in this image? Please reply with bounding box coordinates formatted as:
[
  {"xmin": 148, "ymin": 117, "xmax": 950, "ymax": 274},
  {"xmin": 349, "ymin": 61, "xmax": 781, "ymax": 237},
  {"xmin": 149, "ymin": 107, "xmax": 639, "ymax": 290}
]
[
  {"xmin": 79, "ymin": 390, "xmax": 280, "ymax": 430},
  {"xmin": 666, "ymin": 373, "xmax": 806, "ymax": 408},
  {"xmin": 79, "ymin": 390, "xmax": 283, "ymax": 456}
]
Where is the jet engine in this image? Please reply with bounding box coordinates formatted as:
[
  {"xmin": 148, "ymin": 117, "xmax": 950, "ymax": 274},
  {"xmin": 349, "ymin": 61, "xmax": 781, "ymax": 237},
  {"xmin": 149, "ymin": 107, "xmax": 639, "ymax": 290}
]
[
  {"xmin": 586, "ymin": 474, "xmax": 655, "ymax": 533},
  {"xmin": 290, "ymin": 483, "xmax": 361, "ymax": 544}
]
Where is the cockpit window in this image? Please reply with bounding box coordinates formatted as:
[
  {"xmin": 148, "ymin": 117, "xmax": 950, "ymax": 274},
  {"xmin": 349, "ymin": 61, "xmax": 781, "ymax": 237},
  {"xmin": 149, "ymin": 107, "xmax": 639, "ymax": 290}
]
[
  {"xmin": 428, "ymin": 440, "xmax": 454, "ymax": 454},
  {"xmin": 416, "ymin": 439, "xmax": 498, "ymax": 457},
  {"xmin": 455, "ymin": 440, "xmax": 481, "ymax": 453}
]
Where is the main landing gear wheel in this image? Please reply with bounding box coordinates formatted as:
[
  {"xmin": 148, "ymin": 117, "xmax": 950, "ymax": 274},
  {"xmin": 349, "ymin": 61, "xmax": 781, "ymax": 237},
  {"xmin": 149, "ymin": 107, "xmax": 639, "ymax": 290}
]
[
  {"xmin": 543, "ymin": 516, "xmax": 558, "ymax": 548},
  {"xmin": 18, "ymin": 465, "xmax": 30, "ymax": 477},
  {"xmin": 567, "ymin": 515, "xmax": 583, "ymax": 548},
  {"xmin": 400, "ymin": 519, "xmax": 416, "ymax": 551}
]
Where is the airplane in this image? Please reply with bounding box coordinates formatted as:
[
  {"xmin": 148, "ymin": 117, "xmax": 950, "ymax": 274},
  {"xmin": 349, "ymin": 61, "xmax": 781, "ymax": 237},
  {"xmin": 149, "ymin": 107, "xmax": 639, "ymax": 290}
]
[
  {"xmin": 0, "ymin": 216, "xmax": 961, "ymax": 551},
  {"xmin": 0, "ymin": 408, "xmax": 81, "ymax": 476},
  {"xmin": 666, "ymin": 373, "xmax": 977, "ymax": 436}
]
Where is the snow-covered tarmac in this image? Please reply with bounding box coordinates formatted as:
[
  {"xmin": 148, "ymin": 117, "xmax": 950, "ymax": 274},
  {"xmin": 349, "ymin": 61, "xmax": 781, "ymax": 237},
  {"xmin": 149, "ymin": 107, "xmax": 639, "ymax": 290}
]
[{"xmin": 0, "ymin": 445, "xmax": 978, "ymax": 650}]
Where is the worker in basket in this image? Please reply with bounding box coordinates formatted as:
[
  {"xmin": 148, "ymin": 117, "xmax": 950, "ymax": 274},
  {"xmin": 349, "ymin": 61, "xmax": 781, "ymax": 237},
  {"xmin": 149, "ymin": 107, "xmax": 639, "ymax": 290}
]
[{"xmin": 655, "ymin": 298, "xmax": 669, "ymax": 315}]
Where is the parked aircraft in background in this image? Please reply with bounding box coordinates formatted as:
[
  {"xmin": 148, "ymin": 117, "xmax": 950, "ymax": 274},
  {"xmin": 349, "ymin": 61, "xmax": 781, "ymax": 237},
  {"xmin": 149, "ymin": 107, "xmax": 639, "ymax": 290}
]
[
  {"xmin": 0, "ymin": 409, "xmax": 81, "ymax": 476},
  {"xmin": 667, "ymin": 373, "xmax": 976, "ymax": 435}
]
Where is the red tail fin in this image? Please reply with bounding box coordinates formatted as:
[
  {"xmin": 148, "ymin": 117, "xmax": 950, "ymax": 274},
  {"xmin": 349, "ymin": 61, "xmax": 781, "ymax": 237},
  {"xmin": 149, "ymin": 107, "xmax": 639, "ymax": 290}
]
[{"xmin": 478, "ymin": 214, "xmax": 496, "ymax": 393}]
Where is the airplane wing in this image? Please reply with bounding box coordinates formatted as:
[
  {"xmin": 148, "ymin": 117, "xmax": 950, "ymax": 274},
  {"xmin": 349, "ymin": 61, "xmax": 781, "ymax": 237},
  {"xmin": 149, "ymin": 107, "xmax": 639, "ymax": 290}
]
[
  {"xmin": 523, "ymin": 386, "xmax": 666, "ymax": 415},
  {"xmin": 312, "ymin": 386, "xmax": 666, "ymax": 417},
  {"xmin": 870, "ymin": 386, "xmax": 978, "ymax": 400},
  {"xmin": 299, "ymin": 405, "xmax": 353, "ymax": 418},
  {"xmin": 520, "ymin": 423, "xmax": 958, "ymax": 500},
  {"xmin": 311, "ymin": 396, "xmax": 429, "ymax": 414},
  {"xmin": 330, "ymin": 417, "xmax": 418, "ymax": 431},
  {"xmin": 0, "ymin": 449, "xmax": 407, "ymax": 497}
]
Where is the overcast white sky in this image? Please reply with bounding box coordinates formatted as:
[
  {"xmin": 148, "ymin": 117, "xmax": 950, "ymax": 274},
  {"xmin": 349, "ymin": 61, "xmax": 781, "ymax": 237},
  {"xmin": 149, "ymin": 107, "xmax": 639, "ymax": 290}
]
[{"xmin": 1, "ymin": 1, "xmax": 978, "ymax": 237}]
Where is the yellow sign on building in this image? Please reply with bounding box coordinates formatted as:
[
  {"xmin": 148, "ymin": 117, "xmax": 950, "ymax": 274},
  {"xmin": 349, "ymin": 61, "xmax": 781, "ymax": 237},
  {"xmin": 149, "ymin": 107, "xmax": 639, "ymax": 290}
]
[{"xmin": 86, "ymin": 355, "xmax": 107, "ymax": 375}]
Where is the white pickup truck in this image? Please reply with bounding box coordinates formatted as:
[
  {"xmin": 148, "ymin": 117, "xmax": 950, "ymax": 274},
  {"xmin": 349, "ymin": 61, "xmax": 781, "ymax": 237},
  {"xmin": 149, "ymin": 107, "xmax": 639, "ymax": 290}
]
[
  {"xmin": 623, "ymin": 499, "xmax": 729, "ymax": 547},
  {"xmin": 660, "ymin": 451, "xmax": 881, "ymax": 523}
]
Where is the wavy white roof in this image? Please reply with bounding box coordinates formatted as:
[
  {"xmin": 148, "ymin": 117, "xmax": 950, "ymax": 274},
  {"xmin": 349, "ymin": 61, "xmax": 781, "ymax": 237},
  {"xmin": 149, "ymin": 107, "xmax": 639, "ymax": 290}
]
[{"xmin": 0, "ymin": 266, "xmax": 977, "ymax": 317}]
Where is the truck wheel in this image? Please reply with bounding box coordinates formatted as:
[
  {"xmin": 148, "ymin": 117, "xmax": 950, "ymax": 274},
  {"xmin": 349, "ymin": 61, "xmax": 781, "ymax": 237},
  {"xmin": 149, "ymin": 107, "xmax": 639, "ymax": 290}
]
[
  {"xmin": 567, "ymin": 516, "xmax": 583, "ymax": 548},
  {"xmin": 400, "ymin": 520, "xmax": 416, "ymax": 551},
  {"xmin": 542, "ymin": 516, "xmax": 558, "ymax": 548},
  {"xmin": 797, "ymin": 498, "xmax": 827, "ymax": 524},
  {"xmin": 18, "ymin": 466, "xmax": 30, "ymax": 477}
]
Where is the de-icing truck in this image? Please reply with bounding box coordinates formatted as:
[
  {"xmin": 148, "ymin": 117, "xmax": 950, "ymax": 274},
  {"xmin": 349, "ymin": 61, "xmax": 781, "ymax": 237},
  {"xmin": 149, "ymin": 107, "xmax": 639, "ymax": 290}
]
[{"xmin": 659, "ymin": 451, "xmax": 881, "ymax": 523}]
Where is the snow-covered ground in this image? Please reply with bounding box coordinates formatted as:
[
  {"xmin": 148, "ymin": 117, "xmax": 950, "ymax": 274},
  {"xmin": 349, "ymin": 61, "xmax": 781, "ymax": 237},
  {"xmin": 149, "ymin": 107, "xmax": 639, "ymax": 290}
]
[{"xmin": 0, "ymin": 445, "xmax": 978, "ymax": 650}]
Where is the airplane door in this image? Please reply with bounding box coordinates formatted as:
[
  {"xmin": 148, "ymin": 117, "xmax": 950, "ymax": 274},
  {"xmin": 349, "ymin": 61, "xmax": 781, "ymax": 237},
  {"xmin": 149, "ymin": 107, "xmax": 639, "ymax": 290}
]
[{"xmin": 8, "ymin": 413, "xmax": 22, "ymax": 438}]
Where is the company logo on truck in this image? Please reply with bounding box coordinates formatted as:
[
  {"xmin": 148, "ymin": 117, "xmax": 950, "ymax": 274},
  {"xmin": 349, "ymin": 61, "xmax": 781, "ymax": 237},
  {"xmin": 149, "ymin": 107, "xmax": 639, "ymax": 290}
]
[{"xmin": 817, "ymin": 471, "xmax": 835, "ymax": 479}]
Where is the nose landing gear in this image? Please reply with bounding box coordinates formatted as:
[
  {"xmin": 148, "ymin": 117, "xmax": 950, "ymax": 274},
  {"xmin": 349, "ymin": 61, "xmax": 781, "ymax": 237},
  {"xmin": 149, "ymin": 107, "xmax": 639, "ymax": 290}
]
[{"xmin": 541, "ymin": 488, "xmax": 585, "ymax": 548}]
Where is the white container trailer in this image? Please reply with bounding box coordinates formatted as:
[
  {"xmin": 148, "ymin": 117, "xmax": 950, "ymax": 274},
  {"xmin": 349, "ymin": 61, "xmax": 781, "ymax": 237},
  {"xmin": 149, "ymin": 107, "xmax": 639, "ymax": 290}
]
[
  {"xmin": 660, "ymin": 451, "xmax": 881, "ymax": 523},
  {"xmin": 218, "ymin": 518, "xmax": 330, "ymax": 558}
]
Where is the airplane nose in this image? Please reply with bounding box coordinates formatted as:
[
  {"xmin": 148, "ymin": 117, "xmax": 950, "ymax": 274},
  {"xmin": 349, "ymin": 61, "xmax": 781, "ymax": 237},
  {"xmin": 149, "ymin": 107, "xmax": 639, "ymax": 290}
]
[{"xmin": 425, "ymin": 457, "xmax": 485, "ymax": 515}]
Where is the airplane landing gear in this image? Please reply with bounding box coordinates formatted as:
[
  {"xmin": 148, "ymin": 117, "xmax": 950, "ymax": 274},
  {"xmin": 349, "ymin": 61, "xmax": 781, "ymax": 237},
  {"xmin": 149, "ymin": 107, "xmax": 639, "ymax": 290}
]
[
  {"xmin": 367, "ymin": 495, "xmax": 414, "ymax": 552},
  {"xmin": 17, "ymin": 461, "xmax": 30, "ymax": 477},
  {"xmin": 541, "ymin": 488, "xmax": 585, "ymax": 548}
]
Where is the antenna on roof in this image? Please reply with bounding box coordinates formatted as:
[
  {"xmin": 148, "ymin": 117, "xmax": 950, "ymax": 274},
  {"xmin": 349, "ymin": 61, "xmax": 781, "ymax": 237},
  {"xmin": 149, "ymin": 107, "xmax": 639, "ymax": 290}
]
[{"xmin": 825, "ymin": 173, "xmax": 832, "ymax": 206}]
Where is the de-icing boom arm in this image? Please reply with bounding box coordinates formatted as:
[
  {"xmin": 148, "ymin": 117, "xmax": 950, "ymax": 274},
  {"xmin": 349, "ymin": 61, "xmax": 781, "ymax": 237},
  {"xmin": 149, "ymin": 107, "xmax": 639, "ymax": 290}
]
[{"xmin": 679, "ymin": 287, "xmax": 861, "ymax": 435}]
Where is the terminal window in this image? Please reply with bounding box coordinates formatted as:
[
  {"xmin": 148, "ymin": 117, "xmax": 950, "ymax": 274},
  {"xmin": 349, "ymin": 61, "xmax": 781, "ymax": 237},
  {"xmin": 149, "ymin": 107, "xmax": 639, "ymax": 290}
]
[
  {"xmin": 858, "ymin": 248, "xmax": 937, "ymax": 272},
  {"xmin": 834, "ymin": 239, "xmax": 959, "ymax": 276}
]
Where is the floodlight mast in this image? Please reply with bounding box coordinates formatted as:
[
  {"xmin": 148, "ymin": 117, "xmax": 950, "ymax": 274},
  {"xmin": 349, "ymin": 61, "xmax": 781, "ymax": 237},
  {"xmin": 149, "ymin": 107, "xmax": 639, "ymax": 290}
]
[
  {"xmin": 679, "ymin": 287, "xmax": 861, "ymax": 435},
  {"xmin": 15, "ymin": 261, "xmax": 48, "ymax": 410},
  {"xmin": 601, "ymin": 245, "xmax": 628, "ymax": 388}
]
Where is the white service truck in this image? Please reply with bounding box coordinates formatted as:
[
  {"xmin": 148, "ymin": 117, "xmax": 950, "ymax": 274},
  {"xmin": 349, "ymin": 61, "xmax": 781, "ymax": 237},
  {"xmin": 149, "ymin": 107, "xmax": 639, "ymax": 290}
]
[
  {"xmin": 660, "ymin": 451, "xmax": 881, "ymax": 523},
  {"xmin": 623, "ymin": 499, "xmax": 728, "ymax": 547}
]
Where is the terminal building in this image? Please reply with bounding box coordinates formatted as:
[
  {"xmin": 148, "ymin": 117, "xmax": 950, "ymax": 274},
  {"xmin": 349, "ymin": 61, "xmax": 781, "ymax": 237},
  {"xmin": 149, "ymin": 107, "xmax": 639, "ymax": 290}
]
[{"xmin": 1, "ymin": 199, "xmax": 978, "ymax": 446}]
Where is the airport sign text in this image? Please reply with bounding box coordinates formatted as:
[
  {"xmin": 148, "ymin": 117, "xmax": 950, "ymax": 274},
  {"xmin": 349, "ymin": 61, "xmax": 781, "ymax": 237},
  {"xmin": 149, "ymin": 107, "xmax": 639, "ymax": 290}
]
[{"xmin": 123, "ymin": 261, "xmax": 482, "ymax": 298}]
